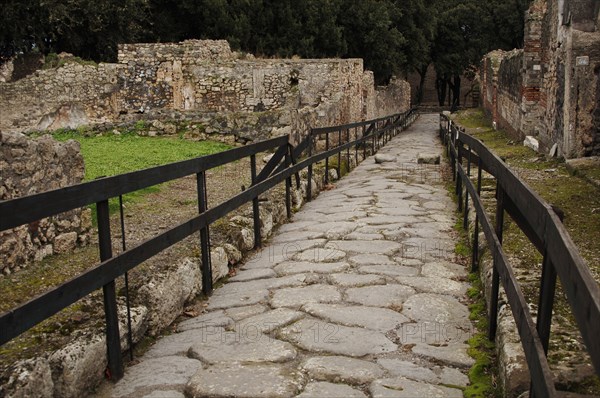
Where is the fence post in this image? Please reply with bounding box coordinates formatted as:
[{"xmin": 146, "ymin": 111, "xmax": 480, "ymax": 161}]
[
  {"xmin": 307, "ymin": 131, "xmax": 313, "ymax": 202},
  {"xmin": 197, "ymin": 172, "xmax": 212, "ymax": 295},
  {"xmin": 250, "ymin": 154, "xmax": 262, "ymax": 249},
  {"xmin": 346, "ymin": 129, "xmax": 351, "ymax": 172},
  {"xmin": 97, "ymin": 199, "xmax": 124, "ymax": 381},
  {"xmin": 536, "ymin": 211, "xmax": 563, "ymax": 354},
  {"xmin": 337, "ymin": 130, "xmax": 342, "ymax": 178},
  {"xmin": 325, "ymin": 132, "xmax": 330, "ymax": 185},
  {"xmin": 456, "ymin": 135, "xmax": 463, "ymax": 212},
  {"xmin": 284, "ymin": 148, "xmax": 292, "ymax": 219},
  {"xmin": 472, "ymin": 162, "xmax": 483, "ymax": 272},
  {"xmin": 489, "ymin": 182, "xmax": 505, "ymax": 341},
  {"xmin": 463, "ymin": 146, "xmax": 472, "ymax": 229}
]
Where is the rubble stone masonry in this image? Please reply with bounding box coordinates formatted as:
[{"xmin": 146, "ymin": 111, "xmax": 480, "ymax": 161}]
[{"xmin": 480, "ymin": 0, "xmax": 600, "ymax": 157}]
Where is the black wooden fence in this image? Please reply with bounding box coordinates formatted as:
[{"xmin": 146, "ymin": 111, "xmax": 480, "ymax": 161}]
[
  {"xmin": 0, "ymin": 109, "xmax": 417, "ymax": 381},
  {"xmin": 439, "ymin": 114, "xmax": 600, "ymax": 397}
]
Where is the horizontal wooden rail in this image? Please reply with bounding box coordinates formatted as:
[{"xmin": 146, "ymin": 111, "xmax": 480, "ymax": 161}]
[
  {"xmin": 0, "ymin": 109, "xmax": 418, "ymax": 381},
  {"xmin": 439, "ymin": 113, "xmax": 600, "ymax": 397}
]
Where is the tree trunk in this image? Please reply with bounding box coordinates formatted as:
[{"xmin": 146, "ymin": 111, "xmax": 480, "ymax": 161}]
[
  {"xmin": 435, "ymin": 75, "xmax": 447, "ymax": 107},
  {"xmin": 415, "ymin": 64, "xmax": 429, "ymax": 105},
  {"xmin": 450, "ymin": 74, "xmax": 461, "ymax": 112}
]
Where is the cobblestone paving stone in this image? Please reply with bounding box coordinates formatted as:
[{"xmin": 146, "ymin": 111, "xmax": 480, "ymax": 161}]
[{"xmin": 101, "ymin": 115, "xmax": 475, "ymax": 397}]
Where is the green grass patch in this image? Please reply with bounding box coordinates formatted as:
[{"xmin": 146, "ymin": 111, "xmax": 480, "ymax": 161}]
[
  {"xmin": 50, "ymin": 130, "xmax": 232, "ymax": 221},
  {"xmin": 51, "ymin": 130, "xmax": 232, "ymax": 181}
]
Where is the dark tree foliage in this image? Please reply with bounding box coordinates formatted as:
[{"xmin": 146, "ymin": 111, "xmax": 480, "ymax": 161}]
[{"xmin": 0, "ymin": 0, "xmax": 529, "ymax": 86}]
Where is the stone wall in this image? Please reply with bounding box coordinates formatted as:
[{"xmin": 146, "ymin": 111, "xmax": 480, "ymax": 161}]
[
  {"xmin": 481, "ymin": 0, "xmax": 600, "ymax": 157},
  {"xmin": 0, "ymin": 132, "xmax": 91, "ymax": 274},
  {"xmin": 0, "ymin": 40, "xmax": 410, "ymax": 142}
]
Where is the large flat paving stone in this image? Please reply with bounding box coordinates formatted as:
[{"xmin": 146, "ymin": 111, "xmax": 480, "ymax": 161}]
[
  {"xmin": 278, "ymin": 319, "xmax": 397, "ymax": 357},
  {"xmin": 269, "ymin": 230, "xmax": 325, "ymax": 243},
  {"xmin": 370, "ymin": 377, "xmax": 463, "ymax": 398},
  {"xmin": 359, "ymin": 264, "xmax": 419, "ymax": 277},
  {"xmin": 188, "ymin": 331, "xmax": 296, "ymax": 364},
  {"xmin": 295, "ymin": 247, "xmax": 347, "ymax": 262},
  {"xmin": 274, "ymin": 261, "xmax": 349, "ymax": 276},
  {"xmin": 213, "ymin": 274, "xmax": 306, "ymax": 296},
  {"xmin": 301, "ymin": 356, "xmax": 385, "ymax": 385},
  {"xmin": 401, "ymin": 293, "xmax": 470, "ymax": 325},
  {"xmin": 111, "ymin": 356, "xmax": 202, "ymax": 397},
  {"xmin": 297, "ymin": 382, "xmax": 367, "ymax": 398},
  {"xmin": 302, "ymin": 303, "xmax": 410, "ymax": 332},
  {"xmin": 243, "ymin": 239, "xmax": 327, "ymax": 269},
  {"xmin": 327, "ymin": 240, "xmax": 402, "ymax": 255},
  {"xmin": 232, "ymin": 308, "xmax": 305, "ymax": 334},
  {"xmin": 224, "ymin": 304, "xmax": 268, "ymax": 321},
  {"xmin": 329, "ymin": 273, "xmax": 386, "ymax": 287},
  {"xmin": 185, "ymin": 364, "xmax": 302, "ymax": 398},
  {"xmin": 421, "ymin": 261, "xmax": 468, "ymax": 279},
  {"xmin": 144, "ymin": 328, "xmax": 226, "ymax": 358},
  {"xmin": 412, "ymin": 344, "xmax": 475, "ymax": 369},
  {"xmin": 345, "ymin": 285, "xmax": 416, "ymax": 309},
  {"xmin": 207, "ymin": 289, "xmax": 269, "ymax": 310},
  {"xmin": 377, "ymin": 359, "xmax": 469, "ymax": 387},
  {"xmin": 229, "ymin": 268, "xmax": 277, "ymax": 282},
  {"xmin": 348, "ymin": 253, "xmax": 395, "ymax": 266},
  {"xmin": 303, "ymin": 222, "xmax": 358, "ymax": 239},
  {"xmin": 395, "ymin": 276, "xmax": 468, "ymax": 297},
  {"xmin": 177, "ymin": 310, "xmax": 233, "ymax": 332},
  {"xmin": 271, "ymin": 284, "xmax": 341, "ymax": 309}
]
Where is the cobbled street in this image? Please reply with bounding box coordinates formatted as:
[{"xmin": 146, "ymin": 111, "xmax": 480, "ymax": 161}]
[{"xmin": 99, "ymin": 114, "xmax": 475, "ymax": 398}]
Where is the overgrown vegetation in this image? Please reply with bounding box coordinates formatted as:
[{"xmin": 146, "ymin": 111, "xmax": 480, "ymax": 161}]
[{"xmin": 449, "ymin": 210, "xmax": 498, "ymax": 397}]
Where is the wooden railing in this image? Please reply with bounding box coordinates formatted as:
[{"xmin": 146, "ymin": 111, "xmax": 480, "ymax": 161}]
[
  {"xmin": 0, "ymin": 109, "xmax": 417, "ymax": 381},
  {"xmin": 439, "ymin": 114, "xmax": 600, "ymax": 397}
]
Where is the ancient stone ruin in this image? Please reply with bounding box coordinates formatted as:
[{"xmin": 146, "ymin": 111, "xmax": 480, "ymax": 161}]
[{"xmin": 481, "ymin": 0, "xmax": 600, "ymax": 158}]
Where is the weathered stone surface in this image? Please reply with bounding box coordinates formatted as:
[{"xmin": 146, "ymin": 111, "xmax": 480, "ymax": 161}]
[
  {"xmin": 215, "ymin": 274, "xmax": 307, "ymax": 296},
  {"xmin": 376, "ymin": 359, "xmax": 469, "ymax": 387},
  {"xmin": 302, "ymin": 356, "xmax": 385, "ymax": 385},
  {"xmin": 295, "ymin": 247, "xmax": 347, "ymax": 262},
  {"xmin": 348, "ymin": 253, "xmax": 395, "ymax": 265},
  {"xmin": 303, "ymin": 222, "xmax": 358, "ymax": 239},
  {"xmin": 421, "ymin": 262, "xmax": 468, "ymax": 279},
  {"xmin": 48, "ymin": 335, "xmax": 106, "ymax": 398},
  {"xmin": 278, "ymin": 319, "xmax": 397, "ymax": 356},
  {"xmin": 359, "ymin": 265, "xmax": 419, "ymax": 277},
  {"xmin": 177, "ymin": 310, "xmax": 233, "ymax": 332},
  {"xmin": 297, "ymin": 382, "xmax": 367, "ymax": 398},
  {"xmin": 328, "ymin": 273, "xmax": 386, "ymax": 287},
  {"xmin": 303, "ymin": 303, "xmax": 410, "ymax": 331},
  {"xmin": 326, "ymin": 240, "xmax": 401, "ymax": 255},
  {"xmin": 271, "ymin": 284, "xmax": 341, "ymax": 308},
  {"xmin": 417, "ymin": 153, "xmax": 441, "ymax": 164},
  {"xmin": 395, "ymin": 276, "xmax": 468, "ymax": 296},
  {"xmin": 346, "ymin": 285, "xmax": 416, "ymax": 308},
  {"xmin": 224, "ymin": 304, "xmax": 268, "ymax": 321},
  {"xmin": 144, "ymin": 328, "xmax": 226, "ymax": 359},
  {"xmin": 229, "ymin": 268, "xmax": 276, "ymax": 282},
  {"xmin": 111, "ymin": 356, "xmax": 202, "ymax": 397},
  {"xmin": 188, "ymin": 332, "xmax": 297, "ymax": 364},
  {"xmin": 274, "ymin": 261, "xmax": 349, "ymax": 276},
  {"xmin": 138, "ymin": 257, "xmax": 201, "ymax": 334},
  {"xmin": 207, "ymin": 289, "xmax": 269, "ymax": 310},
  {"xmin": 243, "ymin": 239, "xmax": 326, "ymax": 269},
  {"xmin": 370, "ymin": 377, "xmax": 463, "ymax": 398},
  {"xmin": 0, "ymin": 358, "xmax": 54, "ymax": 398},
  {"xmin": 401, "ymin": 293, "xmax": 470, "ymax": 325},
  {"xmin": 412, "ymin": 344, "xmax": 475, "ymax": 368},
  {"xmin": 53, "ymin": 232, "xmax": 78, "ymax": 254},
  {"xmin": 375, "ymin": 154, "xmax": 397, "ymax": 164},
  {"xmin": 185, "ymin": 364, "xmax": 302, "ymax": 398},
  {"xmin": 142, "ymin": 391, "xmax": 184, "ymax": 398},
  {"xmin": 233, "ymin": 308, "xmax": 305, "ymax": 334},
  {"xmin": 523, "ymin": 135, "xmax": 540, "ymax": 152}
]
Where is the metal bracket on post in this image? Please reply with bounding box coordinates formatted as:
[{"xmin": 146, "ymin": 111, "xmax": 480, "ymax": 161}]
[{"xmin": 97, "ymin": 199, "xmax": 124, "ymax": 381}]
